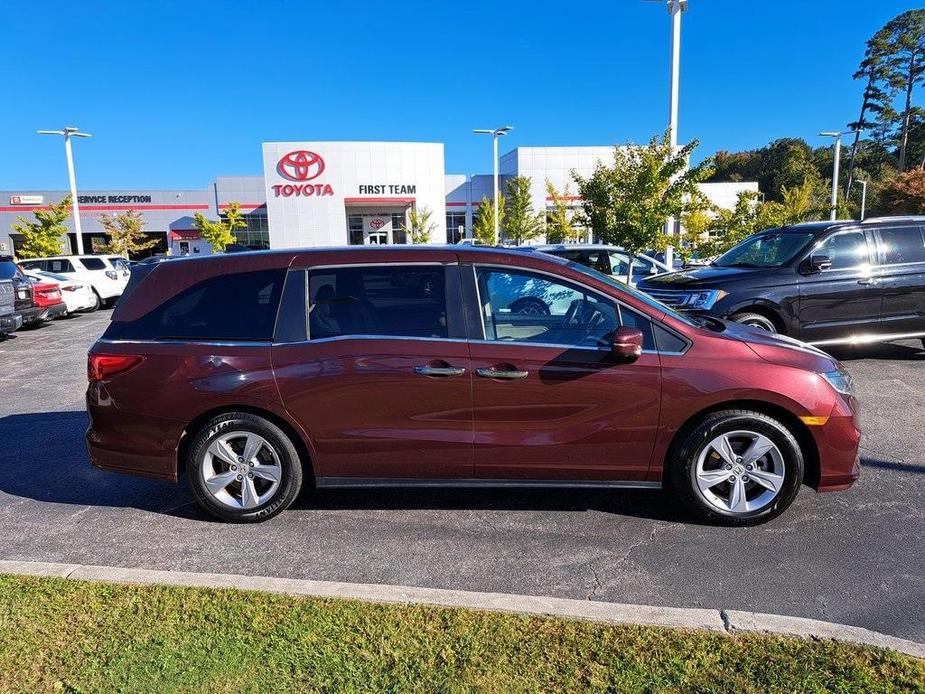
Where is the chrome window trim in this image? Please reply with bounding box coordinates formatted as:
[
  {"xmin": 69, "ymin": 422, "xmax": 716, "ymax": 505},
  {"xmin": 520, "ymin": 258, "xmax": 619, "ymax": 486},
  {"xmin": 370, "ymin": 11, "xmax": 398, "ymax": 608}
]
[{"xmin": 275, "ymin": 334, "xmax": 470, "ymax": 347}]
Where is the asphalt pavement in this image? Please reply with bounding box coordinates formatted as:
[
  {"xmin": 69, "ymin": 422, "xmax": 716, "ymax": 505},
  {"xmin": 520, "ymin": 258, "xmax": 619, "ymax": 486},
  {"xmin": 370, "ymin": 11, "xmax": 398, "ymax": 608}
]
[{"xmin": 1, "ymin": 311, "xmax": 923, "ymax": 641}]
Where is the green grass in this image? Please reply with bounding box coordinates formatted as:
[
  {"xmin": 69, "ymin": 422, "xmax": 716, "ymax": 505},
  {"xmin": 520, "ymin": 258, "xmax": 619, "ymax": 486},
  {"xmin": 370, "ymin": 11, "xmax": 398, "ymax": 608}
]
[{"xmin": 0, "ymin": 574, "xmax": 921, "ymax": 693}]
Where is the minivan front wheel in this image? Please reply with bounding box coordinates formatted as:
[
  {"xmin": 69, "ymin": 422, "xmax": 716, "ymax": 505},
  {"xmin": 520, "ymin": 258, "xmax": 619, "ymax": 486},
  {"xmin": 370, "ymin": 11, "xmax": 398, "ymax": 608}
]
[
  {"xmin": 730, "ymin": 311, "xmax": 777, "ymax": 333},
  {"xmin": 187, "ymin": 412, "xmax": 303, "ymax": 522},
  {"xmin": 670, "ymin": 410, "xmax": 803, "ymax": 526}
]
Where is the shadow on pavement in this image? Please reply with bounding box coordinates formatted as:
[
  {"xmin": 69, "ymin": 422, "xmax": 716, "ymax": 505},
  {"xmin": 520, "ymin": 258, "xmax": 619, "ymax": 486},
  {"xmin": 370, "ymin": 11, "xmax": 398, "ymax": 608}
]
[
  {"xmin": 1, "ymin": 410, "xmax": 690, "ymax": 524},
  {"xmin": 861, "ymin": 457, "xmax": 925, "ymax": 475}
]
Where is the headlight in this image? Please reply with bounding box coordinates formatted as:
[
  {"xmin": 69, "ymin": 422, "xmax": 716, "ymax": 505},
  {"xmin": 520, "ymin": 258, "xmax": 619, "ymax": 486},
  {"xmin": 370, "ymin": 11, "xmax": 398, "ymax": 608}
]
[
  {"xmin": 681, "ymin": 289, "xmax": 728, "ymax": 310},
  {"xmin": 821, "ymin": 369, "xmax": 854, "ymax": 396}
]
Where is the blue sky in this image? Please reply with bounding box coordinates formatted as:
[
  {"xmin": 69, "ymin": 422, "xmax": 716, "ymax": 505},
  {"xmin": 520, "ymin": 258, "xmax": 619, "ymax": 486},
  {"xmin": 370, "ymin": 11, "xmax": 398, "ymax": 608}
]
[{"xmin": 1, "ymin": 0, "xmax": 918, "ymax": 189}]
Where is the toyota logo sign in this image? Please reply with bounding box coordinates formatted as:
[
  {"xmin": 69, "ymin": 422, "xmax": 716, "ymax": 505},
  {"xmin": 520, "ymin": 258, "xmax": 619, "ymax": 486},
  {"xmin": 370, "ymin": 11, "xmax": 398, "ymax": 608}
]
[{"xmin": 277, "ymin": 150, "xmax": 325, "ymax": 181}]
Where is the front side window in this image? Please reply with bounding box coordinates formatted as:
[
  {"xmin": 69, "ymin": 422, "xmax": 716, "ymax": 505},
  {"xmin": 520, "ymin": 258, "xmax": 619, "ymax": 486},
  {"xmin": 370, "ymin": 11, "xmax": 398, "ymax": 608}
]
[
  {"xmin": 814, "ymin": 231, "xmax": 870, "ymax": 270},
  {"xmin": 879, "ymin": 226, "xmax": 925, "ymax": 265},
  {"xmin": 476, "ymin": 267, "xmax": 654, "ymax": 350},
  {"xmin": 308, "ymin": 265, "xmax": 448, "ymax": 340}
]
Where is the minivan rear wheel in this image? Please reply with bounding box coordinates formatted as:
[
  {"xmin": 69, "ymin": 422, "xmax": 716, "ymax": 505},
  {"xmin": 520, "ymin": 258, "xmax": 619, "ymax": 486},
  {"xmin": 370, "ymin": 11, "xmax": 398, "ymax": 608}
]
[
  {"xmin": 730, "ymin": 311, "xmax": 777, "ymax": 333},
  {"xmin": 669, "ymin": 410, "xmax": 803, "ymax": 526},
  {"xmin": 187, "ymin": 412, "xmax": 303, "ymax": 522}
]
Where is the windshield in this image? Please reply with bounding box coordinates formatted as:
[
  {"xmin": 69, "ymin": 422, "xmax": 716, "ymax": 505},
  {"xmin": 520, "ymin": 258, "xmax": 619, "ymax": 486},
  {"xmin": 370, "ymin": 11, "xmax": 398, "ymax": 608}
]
[
  {"xmin": 564, "ymin": 259, "xmax": 699, "ymax": 327},
  {"xmin": 714, "ymin": 231, "xmax": 816, "ymax": 268}
]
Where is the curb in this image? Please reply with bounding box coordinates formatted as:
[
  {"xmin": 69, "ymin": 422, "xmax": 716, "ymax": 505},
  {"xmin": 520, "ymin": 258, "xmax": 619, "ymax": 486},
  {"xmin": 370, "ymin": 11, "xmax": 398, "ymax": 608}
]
[{"xmin": 1, "ymin": 559, "xmax": 922, "ymax": 659}]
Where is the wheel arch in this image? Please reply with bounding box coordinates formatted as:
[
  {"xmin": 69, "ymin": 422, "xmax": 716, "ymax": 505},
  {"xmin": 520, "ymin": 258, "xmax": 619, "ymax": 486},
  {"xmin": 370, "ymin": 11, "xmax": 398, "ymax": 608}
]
[
  {"xmin": 662, "ymin": 399, "xmax": 820, "ymax": 489},
  {"xmin": 177, "ymin": 404, "xmax": 316, "ymax": 482},
  {"xmin": 728, "ymin": 303, "xmax": 788, "ymax": 334}
]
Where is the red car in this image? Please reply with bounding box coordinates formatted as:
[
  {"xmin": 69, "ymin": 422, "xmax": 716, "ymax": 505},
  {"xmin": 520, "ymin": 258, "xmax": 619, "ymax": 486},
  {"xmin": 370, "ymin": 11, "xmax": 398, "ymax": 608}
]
[
  {"xmin": 86, "ymin": 246, "xmax": 860, "ymax": 524},
  {"xmin": 29, "ymin": 280, "xmax": 67, "ymax": 322}
]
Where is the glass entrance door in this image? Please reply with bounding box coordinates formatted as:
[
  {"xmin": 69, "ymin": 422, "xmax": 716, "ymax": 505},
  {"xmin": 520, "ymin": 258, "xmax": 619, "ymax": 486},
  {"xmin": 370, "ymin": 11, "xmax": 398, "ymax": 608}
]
[{"xmin": 363, "ymin": 215, "xmax": 392, "ymax": 245}]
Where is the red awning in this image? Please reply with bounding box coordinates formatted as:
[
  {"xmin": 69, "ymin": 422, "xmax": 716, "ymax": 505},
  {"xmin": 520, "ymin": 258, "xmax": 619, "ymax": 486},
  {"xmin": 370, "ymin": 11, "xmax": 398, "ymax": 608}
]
[{"xmin": 169, "ymin": 230, "xmax": 200, "ymax": 240}]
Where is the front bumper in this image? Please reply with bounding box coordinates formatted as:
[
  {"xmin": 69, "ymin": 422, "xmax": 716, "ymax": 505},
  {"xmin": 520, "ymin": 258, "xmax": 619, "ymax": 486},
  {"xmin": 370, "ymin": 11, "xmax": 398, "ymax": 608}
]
[
  {"xmin": 812, "ymin": 397, "xmax": 862, "ymax": 492},
  {"xmin": 0, "ymin": 312, "xmax": 22, "ymax": 334}
]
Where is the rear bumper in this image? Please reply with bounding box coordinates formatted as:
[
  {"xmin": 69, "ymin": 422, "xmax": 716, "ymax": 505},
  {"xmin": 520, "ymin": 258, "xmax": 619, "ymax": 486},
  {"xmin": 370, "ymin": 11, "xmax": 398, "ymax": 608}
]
[
  {"xmin": 812, "ymin": 398, "xmax": 862, "ymax": 492},
  {"xmin": 0, "ymin": 312, "xmax": 22, "ymax": 334},
  {"xmin": 41, "ymin": 302, "xmax": 68, "ymax": 320}
]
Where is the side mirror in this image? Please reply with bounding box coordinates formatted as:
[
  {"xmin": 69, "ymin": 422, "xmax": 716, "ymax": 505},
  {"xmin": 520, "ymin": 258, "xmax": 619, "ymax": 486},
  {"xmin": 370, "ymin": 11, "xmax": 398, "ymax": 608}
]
[
  {"xmin": 612, "ymin": 326, "xmax": 644, "ymax": 361},
  {"xmin": 803, "ymin": 254, "xmax": 831, "ymax": 273}
]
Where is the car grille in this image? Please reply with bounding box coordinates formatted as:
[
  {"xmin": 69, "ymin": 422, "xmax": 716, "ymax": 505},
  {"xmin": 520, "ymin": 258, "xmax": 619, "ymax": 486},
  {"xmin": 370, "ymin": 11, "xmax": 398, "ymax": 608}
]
[{"xmin": 642, "ymin": 288, "xmax": 688, "ymax": 307}]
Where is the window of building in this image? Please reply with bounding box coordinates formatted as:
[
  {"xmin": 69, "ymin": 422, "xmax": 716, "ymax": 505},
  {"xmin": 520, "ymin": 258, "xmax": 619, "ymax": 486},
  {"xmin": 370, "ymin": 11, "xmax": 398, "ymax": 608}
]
[
  {"xmin": 391, "ymin": 213, "xmax": 408, "ymax": 244},
  {"xmin": 348, "ymin": 216, "xmax": 363, "ymax": 245},
  {"xmin": 879, "ymin": 226, "xmax": 925, "ymax": 265},
  {"xmin": 446, "ymin": 212, "xmax": 466, "ymax": 243},
  {"xmin": 308, "ymin": 265, "xmax": 447, "ymax": 340},
  {"xmin": 475, "ymin": 267, "xmax": 654, "ymax": 350}
]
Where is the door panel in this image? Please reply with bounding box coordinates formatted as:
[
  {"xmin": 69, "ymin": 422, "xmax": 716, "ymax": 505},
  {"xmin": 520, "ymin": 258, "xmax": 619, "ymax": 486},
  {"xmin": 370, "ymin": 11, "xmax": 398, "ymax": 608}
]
[
  {"xmin": 469, "ymin": 266, "xmax": 661, "ymax": 481},
  {"xmin": 797, "ymin": 230, "xmax": 881, "ymax": 342},
  {"xmin": 875, "ymin": 226, "xmax": 925, "ymax": 335}
]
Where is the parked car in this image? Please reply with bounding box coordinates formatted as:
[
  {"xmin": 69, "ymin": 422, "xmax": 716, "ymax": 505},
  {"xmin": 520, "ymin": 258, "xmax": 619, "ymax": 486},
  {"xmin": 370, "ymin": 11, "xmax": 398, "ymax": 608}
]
[
  {"xmin": 0, "ymin": 256, "xmax": 41, "ymax": 327},
  {"xmin": 87, "ymin": 246, "xmax": 860, "ymax": 525},
  {"xmin": 22, "ymin": 270, "xmax": 98, "ymax": 314},
  {"xmin": 0, "ymin": 279, "xmax": 21, "ymax": 337},
  {"xmin": 637, "ymin": 217, "xmax": 925, "ymax": 347},
  {"xmin": 534, "ymin": 244, "xmax": 671, "ymax": 286},
  {"xmin": 18, "ymin": 255, "xmax": 129, "ymax": 309},
  {"xmin": 28, "ymin": 280, "xmax": 67, "ymax": 321}
]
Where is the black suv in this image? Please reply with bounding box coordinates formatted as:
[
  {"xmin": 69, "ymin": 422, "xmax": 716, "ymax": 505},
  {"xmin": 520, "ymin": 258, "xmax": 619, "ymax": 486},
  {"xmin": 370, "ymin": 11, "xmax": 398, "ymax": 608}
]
[
  {"xmin": 637, "ymin": 217, "xmax": 925, "ymax": 346},
  {"xmin": 0, "ymin": 257, "xmax": 41, "ymax": 327}
]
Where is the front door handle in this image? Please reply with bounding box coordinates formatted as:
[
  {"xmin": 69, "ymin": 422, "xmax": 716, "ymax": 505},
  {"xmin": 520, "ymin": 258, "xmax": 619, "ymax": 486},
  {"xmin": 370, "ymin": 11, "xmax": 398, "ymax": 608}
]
[
  {"xmin": 857, "ymin": 278, "xmax": 879, "ymax": 286},
  {"xmin": 476, "ymin": 368, "xmax": 529, "ymax": 380},
  {"xmin": 414, "ymin": 365, "xmax": 466, "ymax": 377}
]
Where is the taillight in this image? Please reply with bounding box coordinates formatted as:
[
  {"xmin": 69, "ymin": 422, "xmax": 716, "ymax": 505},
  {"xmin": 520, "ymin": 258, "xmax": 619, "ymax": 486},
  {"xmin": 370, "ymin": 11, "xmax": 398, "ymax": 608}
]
[
  {"xmin": 105, "ymin": 270, "xmax": 118, "ymax": 280},
  {"xmin": 62, "ymin": 285, "xmax": 79, "ymax": 292},
  {"xmin": 88, "ymin": 354, "xmax": 144, "ymax": 382}
]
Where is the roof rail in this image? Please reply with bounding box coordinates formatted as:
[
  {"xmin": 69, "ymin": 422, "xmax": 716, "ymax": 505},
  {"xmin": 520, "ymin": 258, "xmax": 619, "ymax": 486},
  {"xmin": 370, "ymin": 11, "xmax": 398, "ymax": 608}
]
[{"xmin": 861, "ymin": 215, "xmax": 925, "ymax": 224}]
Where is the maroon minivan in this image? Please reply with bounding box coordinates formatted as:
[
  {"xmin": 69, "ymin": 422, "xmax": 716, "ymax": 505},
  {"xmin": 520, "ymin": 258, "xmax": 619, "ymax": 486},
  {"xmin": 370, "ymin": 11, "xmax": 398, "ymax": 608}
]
[{"xmin": 87, "ymin": 246, "xmax": 860, "ymax": 524}]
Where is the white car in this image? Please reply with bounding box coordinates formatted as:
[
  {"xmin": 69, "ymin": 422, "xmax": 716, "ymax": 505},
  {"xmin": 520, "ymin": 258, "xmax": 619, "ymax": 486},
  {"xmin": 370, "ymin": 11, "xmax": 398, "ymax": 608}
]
[
  {"xmin": 22, "ymin": 270, "xmax": 98, "ymax": 314},
  {"xmin": 532, "ymin": 244, "xmax": 672, "ymax": 286},
  {"xmin": 19, "ymin": 255, "xmax": 130, "ymax": 309}
]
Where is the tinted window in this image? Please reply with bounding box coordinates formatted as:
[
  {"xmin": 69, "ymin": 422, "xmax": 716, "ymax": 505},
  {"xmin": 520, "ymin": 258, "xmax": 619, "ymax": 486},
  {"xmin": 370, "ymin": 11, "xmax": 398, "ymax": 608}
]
[
  {"xmin": 79, "ymin": 257, "xmax": 106, "ymax": 271},
  {"xmin": 715, "ymin": 231, "xmax": 815, "ymax": 268},
  {"xmin": 47, "ymin": 259, "xmax": 73, "ymax": 273},
  {"xmin": 108, "ymin": 269, "xmax": 284, "ymax": 341},
  {"xmin": 879, "ymin": 226, "xmax": 925, "ymax": 265},
  {"xmin": 815, "ymin": 231, "xmax": 870, "ymax": 270},
  {"xmin": 109, "ymin": 257, "xmax": 130, "ymax": 271},
  {"xmin": 654, "ymin": 324, "xmax": 687, "ymax": 353},
  {"xmin": 476, "ymin": 267, "xmax": 654, "ymax": 350},
  {"xmin": 307, "ymin": 265, "xmax": 448, "ymax": 340}
]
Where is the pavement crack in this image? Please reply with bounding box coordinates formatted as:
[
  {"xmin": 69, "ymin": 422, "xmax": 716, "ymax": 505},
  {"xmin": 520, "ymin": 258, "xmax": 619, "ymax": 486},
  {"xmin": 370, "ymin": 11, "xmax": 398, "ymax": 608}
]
[{"xmin": 587, "ymin": 557, "xmax": 603, "ymax": 601}]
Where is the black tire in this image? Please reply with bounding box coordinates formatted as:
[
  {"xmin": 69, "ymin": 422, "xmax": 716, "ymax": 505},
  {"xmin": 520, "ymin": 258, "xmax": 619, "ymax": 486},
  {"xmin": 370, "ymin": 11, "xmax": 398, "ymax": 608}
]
[
  {"xmin": 508, "ymin": 296, "xmax": 550, "ymax": 316},
  {"xmin": 87, "ymin": 290, "xmax": 102, "ymax": 312},
  {"xmin": 668, "ymin": 410, "xmax": 804, "ymax": 526},
  {"xmin": 187, "ymin": 412, "xmax": 304, "ymax": 522},
  {"xmin": 730, "ymin": 311, "xmax": 778, "ymax": 333}
]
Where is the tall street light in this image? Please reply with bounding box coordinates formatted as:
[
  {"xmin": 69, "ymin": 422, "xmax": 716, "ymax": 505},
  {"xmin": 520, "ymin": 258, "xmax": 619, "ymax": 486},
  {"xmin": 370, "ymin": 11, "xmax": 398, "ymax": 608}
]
[
  {"xmin": 474, "ymin": 126, "xmax": 513, "ymax": 244},
  {"xmin": 819, "ymin": 131, "xmax": 846, "ymax": 221},
  {"xmin": 38, "ymin": 126, "xmax": 92, "ymax": 255},
  {"xmin": 646, "ymin": 0, "xmax": 687, "ymax": 267}
]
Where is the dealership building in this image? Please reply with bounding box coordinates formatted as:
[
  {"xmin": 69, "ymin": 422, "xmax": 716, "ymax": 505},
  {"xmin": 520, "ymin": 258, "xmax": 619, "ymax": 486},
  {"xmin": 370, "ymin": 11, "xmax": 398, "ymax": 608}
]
[{"xmin": 1, "ymin": 141, "xmax": 756, "ymax": 258}]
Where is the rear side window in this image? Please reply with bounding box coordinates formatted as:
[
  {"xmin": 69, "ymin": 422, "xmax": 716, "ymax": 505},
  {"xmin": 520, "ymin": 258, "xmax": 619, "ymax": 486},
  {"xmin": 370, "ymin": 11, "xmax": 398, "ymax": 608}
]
[
  {"xmin": 47, "ymin": 259, "xmax": 73, "ymax": 273},
  {"xmin": 307, "ymin": 265, "xmax": 448, "ymax": 340},
  {"xmin": 107, "ymin": 269, "xmax": 285, "ymax": 341},
  {"xmin": 79, "ymin": 257, "xmax": 106, "ymax": 271},
  {"xmin": 879, "ymin": 226, "xmax": 925, "ymax": 265}
]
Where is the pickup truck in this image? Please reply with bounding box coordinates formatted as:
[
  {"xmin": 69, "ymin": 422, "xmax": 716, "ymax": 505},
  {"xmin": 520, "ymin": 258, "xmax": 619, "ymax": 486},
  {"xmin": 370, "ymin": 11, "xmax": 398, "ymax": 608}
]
[
  {"xmin": 0, "ymin": 279, "xmax": 21, "ymax": 336},
  {"xmin": 0, "ymin": 256, "xmax": 40, "ymax": 329}
]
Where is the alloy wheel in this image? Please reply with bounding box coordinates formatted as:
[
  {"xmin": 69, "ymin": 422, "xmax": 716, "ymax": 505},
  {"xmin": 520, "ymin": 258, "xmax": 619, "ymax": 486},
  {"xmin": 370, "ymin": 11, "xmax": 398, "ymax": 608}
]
[
  {"xmin": 201, "ymin": 431, "xmax": 283, "ymax": 509},
  {"xmin": 694, "ymin": 430, "xmax": 785, "ymax": 515}
]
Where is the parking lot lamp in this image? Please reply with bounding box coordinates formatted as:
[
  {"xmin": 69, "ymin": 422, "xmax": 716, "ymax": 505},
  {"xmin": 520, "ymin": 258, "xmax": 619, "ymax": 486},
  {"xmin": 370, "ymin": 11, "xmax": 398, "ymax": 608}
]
[
  {"xmin": 858, "ymin": 178, "xmax": 868, "ymax": 221},
  {"xmin": 37, "ymin": 127, "xmax": 92, "ymax": 255},
  {"xmin": 474, "ymin": 126, "xmax": 513, "ymax": 245},
  {"xmin": 819, "ymin": 131, "xmax": 846, "ymax": 221}
]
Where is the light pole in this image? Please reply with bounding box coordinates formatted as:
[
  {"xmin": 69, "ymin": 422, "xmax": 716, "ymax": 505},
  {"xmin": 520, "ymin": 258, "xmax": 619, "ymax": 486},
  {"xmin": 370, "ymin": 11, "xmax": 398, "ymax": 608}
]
[
  {"xmin": 819, "ymin": 131, "xmax": 846, "ymax": 222},
  {"xmin": 38, "ymin": 126, "xmax": 92, "ymax": 255},
  {"xmin": 646, "ymin": 0, "xmax": 687, "ymax": 267},
  {"xmin": 858, "ymin": 179, "xmax": 868, "ymax": 221},
  {"xmin": 474, "ymin": 126, "xmax": 513, "ymax": 244}
]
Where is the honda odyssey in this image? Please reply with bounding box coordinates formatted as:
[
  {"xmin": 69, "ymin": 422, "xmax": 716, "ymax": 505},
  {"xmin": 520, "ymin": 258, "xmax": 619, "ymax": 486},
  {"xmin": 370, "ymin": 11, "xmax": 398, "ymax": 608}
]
[{"xmin": 87, "ymin": 246, "xmax": 860, "ymax": 524}]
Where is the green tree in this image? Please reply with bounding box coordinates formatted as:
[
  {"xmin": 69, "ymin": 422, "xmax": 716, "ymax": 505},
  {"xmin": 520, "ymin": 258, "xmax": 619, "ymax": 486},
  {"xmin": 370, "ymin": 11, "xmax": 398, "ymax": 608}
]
[
  {"xmin": 571, "ymin": 130, "xmax": 713, "ymax": 284},
  {"xmin": 501, "ymin": 176, "xmax": 543, "ymax": 246},
  {"xmin": 880, "ymin": 9, "xmax": 925, "ymax": 171},
  {"xmin": 544, "ymin": 181, "xmax": 579, "ymax": 243},
  {"xmin": 194, "ymin": 201, "xmax": 247, "ymax": 252},
  {"xmin": 401, "ymin": 206, "xmax": 437, "ymax": 244},
  {"xmin": 12, "ymin": 195, "xmax": 71, "ymax": 258},
  {"xmin": 472, "ymin": 195, "xmax": 504, "ymax": 245},
  {"xmin": 709, "ymin": 190, "xmax": 764, "ymax": 255},
  {"xmin": 99, "ymin": 210, "xmax": 158, "ymax": 258},
  {"xmin": 677, "ymin": 206, "xmax": 715, "ymax": 262},
  {"xmin": 847, "ymin": 30, "xmax": 894, "ymax": 192}
]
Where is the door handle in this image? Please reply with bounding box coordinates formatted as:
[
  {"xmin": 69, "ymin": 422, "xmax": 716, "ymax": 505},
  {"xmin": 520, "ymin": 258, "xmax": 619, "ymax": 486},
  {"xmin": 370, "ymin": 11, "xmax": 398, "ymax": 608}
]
[
  {"xmin": 857, "ymin": 278, "xmax": 879, "ymax": 286},
  {"xmin": 414, "ymin": 365, "xmax": 466, "ymax": 377},
  {"xmin": 476, "ymin": 368, "xmax": 529, "ymax": 380}
]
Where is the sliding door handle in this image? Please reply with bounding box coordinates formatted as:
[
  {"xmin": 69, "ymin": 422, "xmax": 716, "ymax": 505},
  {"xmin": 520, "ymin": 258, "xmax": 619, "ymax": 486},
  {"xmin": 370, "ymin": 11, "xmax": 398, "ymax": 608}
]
[
  {"xmin": 476, "ymin": 368, "xmax": 529, "ymax": 380},
  {"xmin": 414, "ymin": 366, "xmax": 466, "ymax": 377}
]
